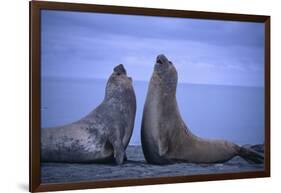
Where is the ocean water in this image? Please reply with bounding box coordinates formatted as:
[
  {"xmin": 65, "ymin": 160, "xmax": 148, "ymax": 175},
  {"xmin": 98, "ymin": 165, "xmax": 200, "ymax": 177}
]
[{"xmin": 41, "ymin": 77, "xmax": 264, "ymax": 145}]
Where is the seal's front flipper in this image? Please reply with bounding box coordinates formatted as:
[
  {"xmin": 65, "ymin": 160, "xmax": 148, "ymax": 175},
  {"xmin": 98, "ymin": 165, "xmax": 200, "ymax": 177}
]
[
  {"xmin": 109, "ymin": 131, "xmax": 125, "ymax": 165},
  {"xmin": 113, "ymin": 140, "xmax": 125, "ymax": 165},
  {"xmin": 158, "ymin": 135, "xmax": 168, "ymax": 157},
  {"xmin": 124, "ymin": 152, "xmax": 128, "ymax": 161}
]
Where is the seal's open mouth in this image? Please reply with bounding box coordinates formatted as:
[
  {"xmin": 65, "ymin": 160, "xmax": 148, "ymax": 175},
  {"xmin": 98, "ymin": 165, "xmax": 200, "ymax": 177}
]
[
  {"xmin": 114, "ymin": 64, "xmax": 127, "ymax": 75},
  {"xmin": 156, "ymin": 54, "xmax": 170, "ymax": 65},
  {"xmin": 157, "ymin": 58, "xmax": 163, "ymax": 64}
]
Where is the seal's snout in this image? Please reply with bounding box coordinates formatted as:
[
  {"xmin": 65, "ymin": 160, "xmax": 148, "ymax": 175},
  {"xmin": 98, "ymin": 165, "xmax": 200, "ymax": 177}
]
[
  {"xmin": 114, "ymin": 64, "xmax": 127, "ymax": 75},
  {"xmin": 156, "ymin": 54, "xmax": 169, "ymax": 65},
  {"xmin": 156, "ymin": 57, "xmax": 163, "ymax": 64}
]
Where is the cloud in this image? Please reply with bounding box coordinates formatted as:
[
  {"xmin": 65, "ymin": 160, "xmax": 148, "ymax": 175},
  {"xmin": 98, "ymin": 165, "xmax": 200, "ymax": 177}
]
[
  {"xmin": 42, "ymin": 10, "xmax": 264, "ymax": 47},
  {"xmin": 41, "ymin": 10, "xmax": 265, "ymax": 87}
]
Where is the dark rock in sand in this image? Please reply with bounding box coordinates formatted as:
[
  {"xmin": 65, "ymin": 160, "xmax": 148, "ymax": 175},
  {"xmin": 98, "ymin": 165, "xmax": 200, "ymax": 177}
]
[
  {"xmin": 250, "ymin": 144, "xmax": 264, "ymax": 153},
  {"xmin": 242, "ymin": 144, "xmax": 264, "ymax": 154}
]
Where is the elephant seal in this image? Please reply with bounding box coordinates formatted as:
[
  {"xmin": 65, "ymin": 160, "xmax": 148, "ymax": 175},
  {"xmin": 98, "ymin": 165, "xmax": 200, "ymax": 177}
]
[
  {"xmin": 41, "ymin": 64, "xmax": 136, "ymax": 165},
  {"xmin": 141, "ymin": 54, "xmax": 264, "ymax": 165}
]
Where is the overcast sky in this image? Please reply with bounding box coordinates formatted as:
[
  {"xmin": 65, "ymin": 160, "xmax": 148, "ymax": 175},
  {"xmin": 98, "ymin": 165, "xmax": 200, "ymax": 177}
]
[{"xmin": 41, "ymin": 10, "xmax": 265, "ymax": 86}]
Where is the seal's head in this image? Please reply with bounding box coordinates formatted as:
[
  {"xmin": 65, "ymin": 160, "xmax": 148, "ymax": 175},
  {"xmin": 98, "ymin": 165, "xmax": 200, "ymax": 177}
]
[
  {"xmin": 105, "ymin": 64, "xmax": 134, "ymax": 100},
  {"xmin": 153, "ymin": 54, "xmax": 178, "ymax": 92}
]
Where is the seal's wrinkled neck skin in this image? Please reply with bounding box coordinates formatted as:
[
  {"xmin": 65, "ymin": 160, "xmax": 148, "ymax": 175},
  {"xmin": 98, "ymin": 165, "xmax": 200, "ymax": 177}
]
[
  {"xmin": 153, "ymin": 54, "xmax": 178, "ymax": 95},
  {"xmin": 105, "ymin": 64, "xmax": 133, "ymax": 101}
]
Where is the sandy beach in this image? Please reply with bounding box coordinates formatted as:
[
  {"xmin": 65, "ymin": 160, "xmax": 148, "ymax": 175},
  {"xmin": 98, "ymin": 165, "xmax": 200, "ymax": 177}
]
[{"xmin": 41, "ymin": 145, "xmax": 264, "ymax": 184}]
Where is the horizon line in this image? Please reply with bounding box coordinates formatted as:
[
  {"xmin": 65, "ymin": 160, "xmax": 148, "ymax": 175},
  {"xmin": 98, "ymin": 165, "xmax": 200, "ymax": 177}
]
[{"xmin": 41, "ymin": 75, "xmax": 264, "ymax": 88}]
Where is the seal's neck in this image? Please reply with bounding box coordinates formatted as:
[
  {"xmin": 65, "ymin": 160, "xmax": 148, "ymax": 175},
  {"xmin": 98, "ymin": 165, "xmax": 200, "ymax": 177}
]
[{"xmin": 150, "ymin": 73, "xmax": 177, "ymax": 101}]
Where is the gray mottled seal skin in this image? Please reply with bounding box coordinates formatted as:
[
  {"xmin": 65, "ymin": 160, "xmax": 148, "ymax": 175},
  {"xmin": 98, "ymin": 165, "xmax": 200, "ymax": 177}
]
[
  {"xmin": 41, "ymin": 64, "xmax": 136, "ymax": 165},
  {"xmin": 141, "ymin": 54, "xmax": 264, "ymax": 165}
]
